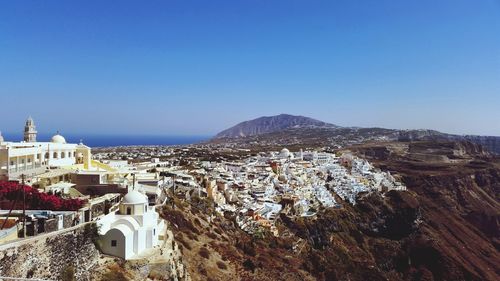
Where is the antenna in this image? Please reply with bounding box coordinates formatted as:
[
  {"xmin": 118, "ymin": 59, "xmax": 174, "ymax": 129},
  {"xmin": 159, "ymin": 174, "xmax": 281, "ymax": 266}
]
[{"xmin": 21, "ymin": 174, "xmax": 26, "ymax": 238}]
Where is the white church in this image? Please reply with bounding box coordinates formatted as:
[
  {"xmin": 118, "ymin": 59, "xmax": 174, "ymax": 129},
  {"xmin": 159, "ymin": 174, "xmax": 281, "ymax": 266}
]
[
  {"xmin": 97, "ymin": 189, "xmax": 165, "ymax": 259},
  {"xmin": 0, "ymin": 117, "xmax": 92, "ymax": 181}
]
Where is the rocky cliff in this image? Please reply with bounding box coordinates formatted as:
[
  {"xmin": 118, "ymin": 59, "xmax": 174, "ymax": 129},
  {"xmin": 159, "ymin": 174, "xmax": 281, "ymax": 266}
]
[{"xmin": 463, "ymin": 135, "xmax": 500, "ymax": 155}]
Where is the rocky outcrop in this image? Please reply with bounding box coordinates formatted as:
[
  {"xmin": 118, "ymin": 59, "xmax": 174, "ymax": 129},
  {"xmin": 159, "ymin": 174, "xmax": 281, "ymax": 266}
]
[{"xmin": 0, "ymin": 224, "xmax": 100, "ymax": 280}]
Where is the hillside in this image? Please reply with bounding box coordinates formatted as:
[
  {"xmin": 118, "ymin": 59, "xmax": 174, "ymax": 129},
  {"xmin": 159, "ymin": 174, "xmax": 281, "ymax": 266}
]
[
  {"xmin": 214, "ymin": 114, "xmax": 337, "ymax": 138},
  {"xmin": 162, "ymin": 141, "xmax": 500, "ymax": 281}
]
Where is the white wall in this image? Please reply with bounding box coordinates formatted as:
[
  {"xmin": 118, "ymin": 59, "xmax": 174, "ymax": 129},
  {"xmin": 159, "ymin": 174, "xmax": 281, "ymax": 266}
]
[{"xmin": 100, "ymin": 228, "xmax": 131, "ymax": 259}]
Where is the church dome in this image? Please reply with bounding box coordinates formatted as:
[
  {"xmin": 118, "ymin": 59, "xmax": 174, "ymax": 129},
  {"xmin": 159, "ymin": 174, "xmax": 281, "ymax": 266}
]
[
  {"xmin": 51, "ymin": 134, "xmax": 66, "ymax": 144},
  {"xmin": 280, "ymin": 148, "xmax": 290, "ymax": 158},
  {"xmin": 122, "ymin": 190, "xmax": 147, "ymax": 205}
]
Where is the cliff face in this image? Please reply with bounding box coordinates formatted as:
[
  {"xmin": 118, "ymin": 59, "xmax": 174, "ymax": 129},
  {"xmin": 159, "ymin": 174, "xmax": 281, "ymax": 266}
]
[
  {"xmin": 349, "ymin": 141, "xmax": 500, "ymax": 281},
  {"xmin": 214, "ymin": 114, "xmax": 337, "ymax": 138},
  {"xmin": 463, "ymin": 135, "xmax": 500, "ymax": 155},
  {"xmin": 164, "ymin": 141, "xmax": 499, "ymax": 281}
]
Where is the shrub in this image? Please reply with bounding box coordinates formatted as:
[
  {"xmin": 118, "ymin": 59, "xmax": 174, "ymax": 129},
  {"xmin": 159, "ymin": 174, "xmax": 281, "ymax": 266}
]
[
  {"xmin": 177, "ymin": 236, "xmax": 192, "ymax": 250},
  {"xmin": 101, "ymin": 271, "xmax": 129, "ymax": 281},
  {"xmin": 198, "ymin": 265, "xmax": 207, "ymax": 275},
  {"xmin": 60, "ymin": 265, "xmax": 76, "ymax": 281},
  {"xmin": 198, "ymin": 247, "xmax": 210, "ymax": 259},
  {"xmin": 243, "ymin": 259, "xmax": 256, "ymax": 271},
  {"xmin": 216, "ymin": 261, "xmax": 227, "ymax": 270},
  {"xmin": 101, "ymin": 265, "xmax": 129, "ymax": 281},
  {"xmin": 207, "ymin": 231, "xmax": 217, "ymax": 239}
]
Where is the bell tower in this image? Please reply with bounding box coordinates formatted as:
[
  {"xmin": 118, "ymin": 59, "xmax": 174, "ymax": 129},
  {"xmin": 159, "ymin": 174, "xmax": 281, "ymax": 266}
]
[{"xmin": 24, "ymin": 116, "xmax": 37, "ymax": 142}]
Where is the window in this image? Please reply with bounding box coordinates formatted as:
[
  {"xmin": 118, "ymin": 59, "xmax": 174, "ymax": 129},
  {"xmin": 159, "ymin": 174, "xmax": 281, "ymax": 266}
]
[
  {"xmin": 61, "ymin": 152, "xmax": 66, "ymax": 158},
  {"xmin": 53, "ymin": 152, "xmax": 58, "ymax": 159},
  {"xmin": 10, "ymin": 161, "xmax": 14, "ymax": 166},
  {"xmin": 111, "ymin": 240, "xmax": 117, "ymax": 247},
  {"xmin": 45, "ymin": 152, "xmax": 50, "ymax": 159},
  {"xmin": 28, "ymin": 158, "xmax": 31, "ymax": 163},
  {"xmin": 153, "ymin": 229, "xmax": 155, "ymax": 235},
  {"xmin": 126, "ymin": 207, "xmax": 132, "ymax": 215}
]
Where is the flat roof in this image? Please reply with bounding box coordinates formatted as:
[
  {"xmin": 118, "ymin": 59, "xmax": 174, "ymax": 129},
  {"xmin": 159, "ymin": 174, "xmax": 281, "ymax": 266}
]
[
  {"xmin": 37, "ymin": 169, "xmax": 74, "ymax": 178},
  {"xmin": 47, "ymin": 182, "xmax": 76, "ymax": 188}
]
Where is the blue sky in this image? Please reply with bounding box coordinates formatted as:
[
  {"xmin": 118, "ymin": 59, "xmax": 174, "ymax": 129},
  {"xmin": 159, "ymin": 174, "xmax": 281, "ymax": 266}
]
[{"xmin": 0, "ymin": 0, "xmax": 499, "ymax": 136}]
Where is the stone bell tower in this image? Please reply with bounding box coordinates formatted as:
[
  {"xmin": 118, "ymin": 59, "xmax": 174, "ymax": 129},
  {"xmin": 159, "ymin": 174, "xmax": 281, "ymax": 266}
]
[{"xmin": 24, "ymin": 116, "xmax": 37, "ymax": 142}]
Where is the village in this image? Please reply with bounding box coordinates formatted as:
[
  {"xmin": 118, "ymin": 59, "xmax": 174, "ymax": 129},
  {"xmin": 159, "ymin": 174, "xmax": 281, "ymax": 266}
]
[{"xmin": 152, "ymin": 147, "xmax": 406, "ymax": 236}]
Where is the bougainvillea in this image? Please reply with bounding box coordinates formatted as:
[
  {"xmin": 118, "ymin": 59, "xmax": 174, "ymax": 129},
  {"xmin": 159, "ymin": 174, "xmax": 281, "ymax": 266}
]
[{"xmin": 0, "ymin": 181, "xmax": 85, "ymax": 211}]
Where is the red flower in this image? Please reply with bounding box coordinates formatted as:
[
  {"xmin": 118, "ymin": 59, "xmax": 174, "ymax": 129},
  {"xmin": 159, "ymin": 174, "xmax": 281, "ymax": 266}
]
[{"xmin": 0, "ymin": 181, "xmax": 86, "ymax": 211}]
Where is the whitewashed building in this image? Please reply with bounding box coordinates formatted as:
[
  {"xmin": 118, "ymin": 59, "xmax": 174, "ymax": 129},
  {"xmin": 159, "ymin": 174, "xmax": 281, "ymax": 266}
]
[
  {"xmin": 97, "ymin": 190, "xmax": 165, "ymax": 259},
  {"xmin": 0, "ymin": 118, "xmax": 92, "ymax": 180}
]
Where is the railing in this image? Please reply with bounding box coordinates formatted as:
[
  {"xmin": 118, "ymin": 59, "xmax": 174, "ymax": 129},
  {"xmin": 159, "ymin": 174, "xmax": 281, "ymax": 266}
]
[
  {"xmin": 0, "ymin": 221, "xmax": 91, "ymax": 251},
  {"xmin": 90, "ymin": 160, "xmax": 117, "ymax": 172},
  {"xmin": 7, "ymin": 165, "xmax": 46, "ymax": 176}
]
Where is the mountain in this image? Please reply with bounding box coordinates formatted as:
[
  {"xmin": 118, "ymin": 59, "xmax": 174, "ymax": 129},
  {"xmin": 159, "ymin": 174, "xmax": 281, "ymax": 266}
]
[
  {"xmin": 214, "ymin": 114, "xmax": 338, "ymax": 139},
  {"xmin": 212, "ymin": 114, "xmax": 500, "ymax": 155}
]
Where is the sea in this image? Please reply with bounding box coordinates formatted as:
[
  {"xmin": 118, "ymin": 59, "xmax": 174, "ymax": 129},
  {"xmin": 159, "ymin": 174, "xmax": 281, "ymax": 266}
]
[{"xmin": 1, "ymin": 133, "xmax": 209, "ymax": 148}]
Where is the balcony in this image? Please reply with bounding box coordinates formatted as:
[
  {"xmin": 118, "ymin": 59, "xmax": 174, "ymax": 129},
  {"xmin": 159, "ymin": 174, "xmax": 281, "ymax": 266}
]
[{"xmin": 7, "ymin": 165, "xmax": 48, "ymax": 180}]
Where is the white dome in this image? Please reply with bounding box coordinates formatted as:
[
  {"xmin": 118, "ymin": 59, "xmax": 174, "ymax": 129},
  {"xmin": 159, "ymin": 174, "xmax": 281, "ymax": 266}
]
[
  {"xmin": 51, "ymin": 134, "xmax": 66, "ymax": 144},
  {"xmin": 280, "ymin": 148, "xmax": 290, "ymax": 158},
  {"xmin": 122, "ymin": 190, "xmax": 147, "ymax": 205}
]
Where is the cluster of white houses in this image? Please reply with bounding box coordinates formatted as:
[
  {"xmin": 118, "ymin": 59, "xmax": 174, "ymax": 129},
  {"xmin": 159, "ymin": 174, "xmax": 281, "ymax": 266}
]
[
  {"xmin": 153, "ymin": 147, "xmax": 406, "ymax": 236},
  {"xmin": 0, "ymin": 118, "xmax": 165, "ymax": 260}
]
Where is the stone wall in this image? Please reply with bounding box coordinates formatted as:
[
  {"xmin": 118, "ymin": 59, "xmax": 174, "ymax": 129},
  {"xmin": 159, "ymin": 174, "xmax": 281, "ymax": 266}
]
[
  {"xmin": 0, "ymin": 220, "xmax": 188, "ymax": 281},
  {"xmin": 90, "ymin": 201, "xmax": 106, "ymax": 219},
  {"xmin": 63, "ymin": 214, "xmax": 74, "ymax": 228},
  {"xmin": 0, "ymin": 224, "xmax": 100, "ymax": 281}
]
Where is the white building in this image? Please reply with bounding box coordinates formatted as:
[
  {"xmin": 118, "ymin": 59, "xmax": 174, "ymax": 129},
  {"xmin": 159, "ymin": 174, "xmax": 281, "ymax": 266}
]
[
  {"xmin": 97, "ymin": 190, "xmax": 165, "ymax": 260},
  {"xmin": 0, "ymin": 118, "xmax": 92, "ymax": 180},
  {"xmin": 279, "ymin": 148, "xmax": 294, "ymax": 160}
]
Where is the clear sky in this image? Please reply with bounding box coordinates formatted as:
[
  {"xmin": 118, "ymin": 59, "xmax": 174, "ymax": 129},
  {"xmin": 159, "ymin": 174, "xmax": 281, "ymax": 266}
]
[{"xmin": 1, "ymin": 0, "xmax": 499, "ymax": 136}]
